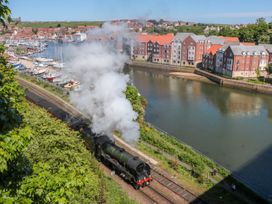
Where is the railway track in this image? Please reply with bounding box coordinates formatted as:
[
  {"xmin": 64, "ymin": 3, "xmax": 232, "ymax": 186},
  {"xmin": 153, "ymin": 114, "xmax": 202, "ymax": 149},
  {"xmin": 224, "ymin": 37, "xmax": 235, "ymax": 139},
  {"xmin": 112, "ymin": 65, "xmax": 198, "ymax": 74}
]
[
  {"xmin": 151, "ymin": 168, "xmax": 206, "ymax": 204},
  {"xmin": 17, "ymin": 77, "xmax": 206, "ymax": 204},
  {"xmin": 140, "ymin": 185, "xmax": 174, "ymax": 204}
]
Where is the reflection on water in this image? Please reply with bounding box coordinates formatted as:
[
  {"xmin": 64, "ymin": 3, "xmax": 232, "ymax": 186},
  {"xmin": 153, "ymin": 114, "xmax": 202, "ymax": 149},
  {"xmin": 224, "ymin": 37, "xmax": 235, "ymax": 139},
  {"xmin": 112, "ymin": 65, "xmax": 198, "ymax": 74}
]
[{"xmin": 130, "ymin": 69, "xmax": 272, "ymax": 199}]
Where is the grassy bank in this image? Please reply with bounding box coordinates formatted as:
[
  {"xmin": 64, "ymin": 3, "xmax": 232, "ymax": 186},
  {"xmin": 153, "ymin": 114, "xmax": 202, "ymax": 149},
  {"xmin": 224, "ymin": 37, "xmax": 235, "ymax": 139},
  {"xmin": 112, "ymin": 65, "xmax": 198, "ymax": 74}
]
[
  {"xmin": 0, "ymin": 101, "xmax": 136, "ymax": 204},
  {"xmin": 17, "ymin": 73, "xmax": 70, "ymax": 102}
]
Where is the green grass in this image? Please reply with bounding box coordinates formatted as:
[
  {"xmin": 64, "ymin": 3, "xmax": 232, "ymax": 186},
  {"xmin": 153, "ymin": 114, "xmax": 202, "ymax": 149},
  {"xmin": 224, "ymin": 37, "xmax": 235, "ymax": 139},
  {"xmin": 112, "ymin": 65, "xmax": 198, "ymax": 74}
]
[
  {"xmin": 247, "ymin": 79, "xmax": 268, "ymax": 85},
  {"xmin": 18, "ymin": 21, "xmax": 103, "ymax": 28},
  {"xmin": 17, "ymin": 73, "xmax": 70, "ymax": 102}
]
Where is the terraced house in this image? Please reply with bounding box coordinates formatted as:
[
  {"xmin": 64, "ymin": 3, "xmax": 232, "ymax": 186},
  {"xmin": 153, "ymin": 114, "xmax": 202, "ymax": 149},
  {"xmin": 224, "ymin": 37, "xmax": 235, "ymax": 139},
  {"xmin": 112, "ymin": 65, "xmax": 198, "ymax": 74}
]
[
  {"xmin": 180, "ymin": 34, "xmax": 209, "ymax": 67},
  {"xmin": 132, "ymin": 33, "xmax": 174, "ymax": 64},
  {"xmin": 260, "ymin": 44, "xmax": 272, "ymax": 63},
  {"xmin": 171, "ymin": 33, "xmax": 193, "ymax": 65},
  {"xmin": 216, "ymin": 45, "xmax": 269, "ymax": 78}
]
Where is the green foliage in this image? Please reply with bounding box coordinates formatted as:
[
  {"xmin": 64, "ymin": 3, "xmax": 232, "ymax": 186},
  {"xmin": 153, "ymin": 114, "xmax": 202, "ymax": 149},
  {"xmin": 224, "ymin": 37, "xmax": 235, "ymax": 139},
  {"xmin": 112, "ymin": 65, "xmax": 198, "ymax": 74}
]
[
  {"xmin": 125, "ymin": 85, "xmax": 147, "ymax": 123},
  {"xmin": 0, "ymin": 0, "xmax": 11, "ymax": 29},
  {"xmin": 176, "ymin": 25, "xmax": 206, "ymax": 35},
  {"xmin": 18, "ymin": 21, "xmax": 103, "ymax": 28},
  {"xmin": 255, "ymin": 68, "xmax": 260, "ymax": 78},
  {"xmin": 219, "ymin": 18, "xmax": 272, "ymax": 43},
  {"xmin": 15, "ymin": 47, "xmax": 27, "ymax": 55},
  {"xmin": 218, "ymin": 27, "xmax": 239, "ymax": 37},
  {"xmin": 31, "ymin": 28, "xmax": 38, "ymax": 34},
  {"xmin": 1, "ymin": 103, "xmax": 135, "ymax": 203},
  {"xmin": 14, "ymin": 105, "xmax": 101, "ymax": 203},
  {"xmin": 266, "ymin": 63, "xmax": 272, "ymax": 75},
  {"xmin": 17, "ymin": 73, "xmax": 69, "ymax": 101},
  {"xmin": 0, "ymin": 59, "xmax": 25, "ymax": 131},
  {"xmin": 0, "ymin": 44, "xmax": 31, "ymax": 173}
]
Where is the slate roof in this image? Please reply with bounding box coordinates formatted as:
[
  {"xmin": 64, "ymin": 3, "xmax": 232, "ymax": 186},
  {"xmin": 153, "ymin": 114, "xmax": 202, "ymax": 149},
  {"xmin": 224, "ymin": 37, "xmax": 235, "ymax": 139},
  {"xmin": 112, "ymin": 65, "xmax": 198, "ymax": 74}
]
[
  {"xmin": 259, "ymin": 44, "xmax": 272, "ymax": 53},
  {"xmin": 206, "ymin": 36, "xmax": 225, "ymax": 45},
  {"xmin": 173, "ymin": 32, "xmax": 194, "ymax": 42},
  {"xmin": 191, "ymin": 35, "xmax": 206, "ymax": 42},
  {"xmin": 229, "ymin": 45, "xmax": 268, "ymax": 56}
]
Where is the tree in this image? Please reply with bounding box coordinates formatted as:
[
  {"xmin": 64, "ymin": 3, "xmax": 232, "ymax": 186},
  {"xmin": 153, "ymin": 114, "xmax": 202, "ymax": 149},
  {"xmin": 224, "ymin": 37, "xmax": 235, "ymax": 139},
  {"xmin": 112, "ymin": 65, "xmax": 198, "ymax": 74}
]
[
  {"xmin": 238, "ymin": 25, "xmax": 256, "ymax": 42},
  {"xmin": 218, "ymin": 26, "xmax": 239, "ymax": 37},
  {"xmin": 266, "ymin": 63, "xmax": 272, "ymax": 75},
  {"xmin": 0, "ymin": 0, "xmax": 11, "ymax": 29},
  {"xmin": 0, "ymin": 44, "xmax": 31, "ymax": 173},
  {"xmin": 32, "ymin": 28, "xmax": 38, "ymax": 34}
]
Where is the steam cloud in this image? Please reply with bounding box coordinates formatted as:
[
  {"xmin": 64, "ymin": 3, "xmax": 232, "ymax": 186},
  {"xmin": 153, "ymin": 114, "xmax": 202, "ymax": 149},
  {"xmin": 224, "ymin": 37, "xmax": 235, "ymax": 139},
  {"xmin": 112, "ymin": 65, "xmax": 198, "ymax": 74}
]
[{"xmin": 63, "ymin": 23, "xmax": 140, "ymax": 144}]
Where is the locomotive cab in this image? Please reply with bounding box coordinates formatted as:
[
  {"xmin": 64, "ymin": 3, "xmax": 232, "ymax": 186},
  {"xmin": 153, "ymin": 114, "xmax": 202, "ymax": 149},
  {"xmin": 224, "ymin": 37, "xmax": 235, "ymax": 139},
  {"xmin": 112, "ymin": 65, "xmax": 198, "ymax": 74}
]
[{"xmin": 94, "ymin": 135, "xmax": 152, "ymax": 189}]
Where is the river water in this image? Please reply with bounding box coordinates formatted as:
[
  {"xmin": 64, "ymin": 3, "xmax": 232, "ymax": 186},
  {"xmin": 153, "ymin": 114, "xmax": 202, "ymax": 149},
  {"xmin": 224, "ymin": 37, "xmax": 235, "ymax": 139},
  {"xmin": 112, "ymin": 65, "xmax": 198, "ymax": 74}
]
[{"xmin": 36, "ymin": 42, "xmax": 272, "ymax": 199}]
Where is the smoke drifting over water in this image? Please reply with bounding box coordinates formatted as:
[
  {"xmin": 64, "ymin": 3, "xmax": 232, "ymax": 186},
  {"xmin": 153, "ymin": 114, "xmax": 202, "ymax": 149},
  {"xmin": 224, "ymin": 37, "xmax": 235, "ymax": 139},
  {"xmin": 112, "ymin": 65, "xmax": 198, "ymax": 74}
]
[{"xmin": 64, "ymin": 24, "xmax": 139, "ymax": 144}]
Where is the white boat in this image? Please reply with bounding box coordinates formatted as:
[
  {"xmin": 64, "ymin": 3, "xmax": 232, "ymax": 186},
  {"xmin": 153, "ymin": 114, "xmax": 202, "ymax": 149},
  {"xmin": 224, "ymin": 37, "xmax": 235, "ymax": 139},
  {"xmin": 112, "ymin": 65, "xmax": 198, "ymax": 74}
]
[{"xmin": 35, "ymin": 57, "xmax": 54, "ymax": 62}]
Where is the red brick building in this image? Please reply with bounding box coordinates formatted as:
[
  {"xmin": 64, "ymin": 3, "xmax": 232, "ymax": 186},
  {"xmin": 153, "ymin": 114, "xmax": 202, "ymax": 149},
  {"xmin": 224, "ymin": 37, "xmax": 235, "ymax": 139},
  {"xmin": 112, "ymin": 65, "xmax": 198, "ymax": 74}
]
[
  {"xmin": 181, "ymin": 35, "xmax": 209, "ymax": 67},
  {"xmin": 217, "ymin": 45, "xmax": 269, "ymax": 78},
  {"xmin": 202, "ymin": 44, "xmax": 223, "ymax": 70},
  {"xmin": 132, "ymin": 33, "xmax": 174, "ymax": 64},
  {"xmin": 260, "ymin": 44, "xmax": 272, "ymax": 63}
]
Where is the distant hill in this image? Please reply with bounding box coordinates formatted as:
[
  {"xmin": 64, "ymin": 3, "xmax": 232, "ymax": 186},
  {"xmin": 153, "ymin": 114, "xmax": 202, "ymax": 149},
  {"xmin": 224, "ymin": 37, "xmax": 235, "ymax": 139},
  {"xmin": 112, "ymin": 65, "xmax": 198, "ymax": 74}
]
[{"xmin": 17, "ymin": 21, "xmax": 103, "ymax": 28}]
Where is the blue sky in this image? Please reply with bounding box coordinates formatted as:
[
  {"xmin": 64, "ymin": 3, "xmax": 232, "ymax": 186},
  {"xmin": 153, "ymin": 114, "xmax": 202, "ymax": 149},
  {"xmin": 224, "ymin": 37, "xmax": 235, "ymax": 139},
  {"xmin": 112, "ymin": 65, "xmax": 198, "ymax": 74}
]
[{"xmin": 9, "ymin": 0, "xmax": 272, "ymax": 24}]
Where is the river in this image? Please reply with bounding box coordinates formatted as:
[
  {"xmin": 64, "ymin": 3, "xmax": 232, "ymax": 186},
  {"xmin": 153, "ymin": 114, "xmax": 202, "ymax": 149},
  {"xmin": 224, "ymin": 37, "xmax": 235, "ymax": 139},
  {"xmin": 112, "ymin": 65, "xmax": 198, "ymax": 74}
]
[{"xmin": 36, "ymin": 41, "xmax": 272, "ymax": 200}]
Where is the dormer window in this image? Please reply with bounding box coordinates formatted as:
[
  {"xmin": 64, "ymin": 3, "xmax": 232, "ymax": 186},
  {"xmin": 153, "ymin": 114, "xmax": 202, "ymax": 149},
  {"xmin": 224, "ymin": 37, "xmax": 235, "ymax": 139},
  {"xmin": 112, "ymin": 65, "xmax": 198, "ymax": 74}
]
[{"xmin": 242, "ymin": 51, "xmax": 246, "ymax": 55}]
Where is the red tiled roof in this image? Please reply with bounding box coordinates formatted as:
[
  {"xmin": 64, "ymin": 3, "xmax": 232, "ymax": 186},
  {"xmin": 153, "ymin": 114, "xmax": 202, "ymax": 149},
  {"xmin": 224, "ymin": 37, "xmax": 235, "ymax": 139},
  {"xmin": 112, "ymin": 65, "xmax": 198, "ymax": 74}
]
[
  {"xmin": 138, "ymin": 33, "xmax": 174, "ymax": 45},
  {"xmin": 241, "ymin": 42, "xmax": 256, "ymax": 46},
  {"xmin": 218, "ymin": 36, "xmax": 240, "ymax": 43},
  {"xmin": 207, "ymin": 44, "xmax": 223, "ymax": 55}
]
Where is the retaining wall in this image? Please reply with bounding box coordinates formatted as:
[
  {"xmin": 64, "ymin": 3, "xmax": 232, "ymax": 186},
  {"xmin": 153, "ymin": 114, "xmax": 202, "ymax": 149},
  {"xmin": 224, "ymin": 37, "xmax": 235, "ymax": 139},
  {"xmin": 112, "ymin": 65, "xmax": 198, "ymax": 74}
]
[
  {"xmin": 195, "ymin": 68, "xmax": 272, "ymax": 95},
  {"xmin": 127, "ymin": 61, "xmax": 195, "ymax": 73}
]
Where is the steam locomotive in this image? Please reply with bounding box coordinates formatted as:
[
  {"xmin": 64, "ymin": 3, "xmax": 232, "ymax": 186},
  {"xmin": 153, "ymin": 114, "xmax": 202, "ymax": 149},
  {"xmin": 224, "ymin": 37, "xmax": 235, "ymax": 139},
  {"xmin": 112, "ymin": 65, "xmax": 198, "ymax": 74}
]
[{"xmin": 93, "ymin": 135, "xmax": 152, "ymax": 189}]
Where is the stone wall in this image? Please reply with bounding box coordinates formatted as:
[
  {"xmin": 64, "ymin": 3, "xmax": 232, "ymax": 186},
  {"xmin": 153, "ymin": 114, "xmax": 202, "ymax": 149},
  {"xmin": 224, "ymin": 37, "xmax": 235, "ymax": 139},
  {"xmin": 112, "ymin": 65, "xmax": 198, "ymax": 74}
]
[
  {"xmin": 195, "ymin": 68, "xmax": 272, "ymax": 95},
  {"xmin": 127, "ymin": 61, "xmax": 195, "ymax": 73}
]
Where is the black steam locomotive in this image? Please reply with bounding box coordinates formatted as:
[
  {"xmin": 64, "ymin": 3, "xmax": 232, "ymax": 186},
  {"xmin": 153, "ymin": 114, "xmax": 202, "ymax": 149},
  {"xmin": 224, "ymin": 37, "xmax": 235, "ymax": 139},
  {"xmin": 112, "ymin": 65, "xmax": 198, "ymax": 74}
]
[{"xmin": 94, "ymin": 135, "xmax": 152, "ymax": 189}]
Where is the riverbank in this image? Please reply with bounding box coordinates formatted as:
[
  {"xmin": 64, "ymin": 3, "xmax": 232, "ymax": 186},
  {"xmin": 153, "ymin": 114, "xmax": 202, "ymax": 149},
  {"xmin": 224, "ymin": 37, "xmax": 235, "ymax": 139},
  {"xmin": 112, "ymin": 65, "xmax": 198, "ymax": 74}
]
[
  {"xmin": 128, "ymin": 60, "xmax": 272, "ymax": 95},
  {"xmin": 127, "ymin": 60, "xmax": 195, "ymax": 73},
  {"xmin": 195, "ymin": 68, "xmax": 272, "ymax": 95}
]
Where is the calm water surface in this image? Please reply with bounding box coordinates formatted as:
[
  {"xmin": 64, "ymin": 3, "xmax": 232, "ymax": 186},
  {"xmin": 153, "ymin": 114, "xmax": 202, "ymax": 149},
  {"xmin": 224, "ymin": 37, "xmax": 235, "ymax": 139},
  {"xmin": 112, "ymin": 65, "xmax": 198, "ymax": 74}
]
[
  {"xmin": 39, "ymin": 42, "xmax": 272, "ymax": 199},
  {"xmin": 130, "ymin": 69, "xmax": 272, "ymax": 199}
]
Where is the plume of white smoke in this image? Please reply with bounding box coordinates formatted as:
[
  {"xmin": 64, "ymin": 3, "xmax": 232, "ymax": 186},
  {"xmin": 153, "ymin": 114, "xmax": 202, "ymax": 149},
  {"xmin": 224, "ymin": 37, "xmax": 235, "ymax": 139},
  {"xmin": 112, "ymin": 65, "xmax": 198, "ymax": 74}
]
[{"xmin": 63, "ymin": 23, "xmax": 140, "ymax": 144}]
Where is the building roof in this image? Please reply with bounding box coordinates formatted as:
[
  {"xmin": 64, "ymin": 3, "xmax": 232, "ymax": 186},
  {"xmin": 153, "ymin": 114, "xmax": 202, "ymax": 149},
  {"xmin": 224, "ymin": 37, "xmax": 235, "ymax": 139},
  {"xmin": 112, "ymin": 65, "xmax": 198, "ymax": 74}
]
[
  {"xmin": 173, "ymin": 32, "xmax": 195, "ymax": 42},
  {"xmin": 229, "ymin": 45, "xmax": 268, "ymax": 56},
  {"xmin": 218, "ymin": 44, "xmax": 232, "ymax": 52},
  {"xmin": 241, "ymin": 42, "xmax": 256, "ymax": 46},
  {"xmin": 191, "ymin": 35, "xmax": 206, "ymax": 42},
  {"xmin": 207, "ymin": 44, "xmax": 223, "ymax": 55},
  {"xmin": 206, "ymin": 36, "xmax": 225, "ymax": 45},
  {"xmin": 137, "ymin": 33, "xmax": 174, "ymax": 45},
  {"xmin": 218, "ymin": 36, "xmax": 240, "ymax": 43},
  {"xmin": 259, "ymin": 44, "xmax": 272, "ymax": 53}
]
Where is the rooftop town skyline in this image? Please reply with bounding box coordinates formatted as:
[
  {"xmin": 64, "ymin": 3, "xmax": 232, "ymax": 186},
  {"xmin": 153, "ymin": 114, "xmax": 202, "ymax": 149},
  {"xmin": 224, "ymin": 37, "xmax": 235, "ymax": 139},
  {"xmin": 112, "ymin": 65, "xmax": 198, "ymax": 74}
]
[{"xmin": 10, "ymin": 0, "xmax": 272, "ymax": 24}]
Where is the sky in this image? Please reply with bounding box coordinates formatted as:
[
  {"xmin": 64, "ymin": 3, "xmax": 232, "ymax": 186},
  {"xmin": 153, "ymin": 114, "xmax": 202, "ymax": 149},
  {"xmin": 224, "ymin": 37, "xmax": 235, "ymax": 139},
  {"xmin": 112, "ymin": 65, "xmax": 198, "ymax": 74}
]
[{"xmin": 9, "ymin": 0, "xmax": 272, "ymax": 24}]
